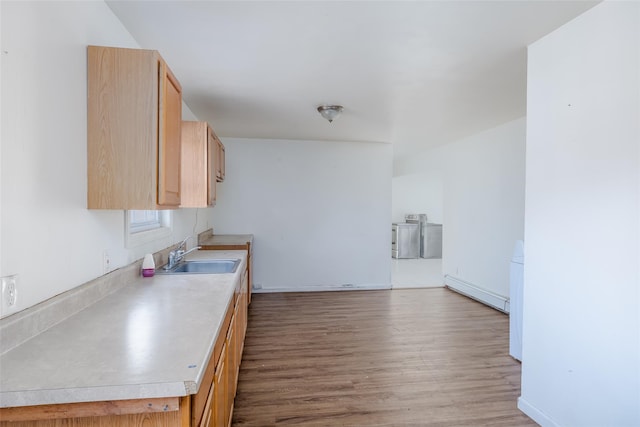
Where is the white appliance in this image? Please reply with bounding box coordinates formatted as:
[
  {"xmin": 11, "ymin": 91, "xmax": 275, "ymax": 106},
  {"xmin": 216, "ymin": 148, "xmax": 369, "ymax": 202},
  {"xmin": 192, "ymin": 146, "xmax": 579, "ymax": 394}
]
[
  {"xmin": 405, "ymin": 214, "xmax": 442, "ymax": 258},
  {"xmin": 509, "ymin": 240, "xmax": 524, "ymax": 361},
  {"xmin": 391, "ymin": 223, "xmax": 420, "ymax": 259},
  {"xmin": 423, "ymin": 223, "xmax": 443, "ymax": 258}
]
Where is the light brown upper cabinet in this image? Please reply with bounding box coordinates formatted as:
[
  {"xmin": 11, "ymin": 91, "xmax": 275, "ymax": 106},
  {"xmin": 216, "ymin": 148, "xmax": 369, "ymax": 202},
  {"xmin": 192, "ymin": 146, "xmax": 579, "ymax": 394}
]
[
  {"xmin": 181, "ymin": 121, "xmax": 218, "ymax": 207},
  {"xmin": 87, "ymin": 45, "xmax": 182, "ymax": 209},
  {"xmin": 216, "ymin": 138, "xmax": 225, "ymax": 182}
]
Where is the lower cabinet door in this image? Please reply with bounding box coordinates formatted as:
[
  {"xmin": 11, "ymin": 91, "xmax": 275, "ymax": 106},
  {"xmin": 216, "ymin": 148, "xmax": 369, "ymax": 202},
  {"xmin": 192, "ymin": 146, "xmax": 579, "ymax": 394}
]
[
  {"xmin": 225, "ymin": 313, "xmax": 236, "ymax": 425},
  {"xmin": 199, "ymin": 385, "xmax": 213, "ymax": 427},
  {"xmin": 233, "ymin": 301, "xmax": 242, "ymax": 398},
  {"xmin": 213, "ymin": 343, "xmax": 227, "ymax": 427}
]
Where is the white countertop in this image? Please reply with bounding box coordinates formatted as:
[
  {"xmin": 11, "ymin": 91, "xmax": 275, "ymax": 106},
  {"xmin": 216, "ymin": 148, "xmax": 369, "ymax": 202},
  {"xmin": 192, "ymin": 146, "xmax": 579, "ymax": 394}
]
[{"xmin": 0, "ymin": 250, "xmax": 246, "ymax": 408}]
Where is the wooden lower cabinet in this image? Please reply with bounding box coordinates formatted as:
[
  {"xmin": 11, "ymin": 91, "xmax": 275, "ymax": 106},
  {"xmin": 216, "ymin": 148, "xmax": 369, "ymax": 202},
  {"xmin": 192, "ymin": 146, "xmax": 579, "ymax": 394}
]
[
  {"xmin": 198, "ymin": 238, "xmax": 252, "ymax": 305},
  {"xmin": 199, "ymin": 382, "xmax": 214, "ymax": 427},
  {"xmin": 225, "ymin": 310, "xmax": 236, "ymax": 426},
  {"xmin": 195, "ymin": 266, "xmax": 248, "ymax": 427},
  {"xmin": 0, "ymin": 267, "xmax": 249, "ymax": 427},
  {"xmin": 237, "ymin": 270, "xmax": 249, "ymax": 363},
  {"xmin": 212, "ymin": 343, "xmax": 226, "ymax": 427}
]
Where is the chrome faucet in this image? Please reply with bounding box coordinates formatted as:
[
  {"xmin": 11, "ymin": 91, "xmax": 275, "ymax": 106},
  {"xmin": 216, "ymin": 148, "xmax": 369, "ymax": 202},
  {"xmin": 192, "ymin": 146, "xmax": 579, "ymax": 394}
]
[
  {"xmin": 176, "ymin": 235, "xmax": 191, "ymax": 253},
  {"xmin": 164, "ymin": 236, "xmax": 202, "ymax": 270}
]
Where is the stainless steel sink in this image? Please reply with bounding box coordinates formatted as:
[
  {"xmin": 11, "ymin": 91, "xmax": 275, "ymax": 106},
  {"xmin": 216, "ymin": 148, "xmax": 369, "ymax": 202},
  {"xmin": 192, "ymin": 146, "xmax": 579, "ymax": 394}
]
[{"xmin": 157, "ymin": 259, "xmax": 240, "ymax": 274}]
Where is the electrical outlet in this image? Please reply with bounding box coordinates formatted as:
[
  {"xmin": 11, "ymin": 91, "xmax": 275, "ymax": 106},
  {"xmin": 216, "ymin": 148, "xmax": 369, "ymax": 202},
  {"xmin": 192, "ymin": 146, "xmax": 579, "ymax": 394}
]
[
  {"xmin": 1, "ymin": 275, "xmax": 18, "ymax": 316},
  {"xmin": 103, "ymin": 250, "xmax": 111, "ymax": 274}
]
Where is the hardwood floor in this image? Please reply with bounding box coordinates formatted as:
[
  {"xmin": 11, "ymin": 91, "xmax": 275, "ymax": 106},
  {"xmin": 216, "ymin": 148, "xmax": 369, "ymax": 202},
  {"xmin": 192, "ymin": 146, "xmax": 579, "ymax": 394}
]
[{"xmin": 232, "ymin": 288, "xmax": 536, "ymax": 426}]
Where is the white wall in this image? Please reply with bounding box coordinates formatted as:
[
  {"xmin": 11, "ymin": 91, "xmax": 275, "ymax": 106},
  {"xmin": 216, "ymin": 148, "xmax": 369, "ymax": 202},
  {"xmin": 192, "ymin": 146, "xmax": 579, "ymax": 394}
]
[
  {"xmin": 393, "ymin": 118, "xmax": 526, "ymax": 297},
  {"xmin": 391, "ymin": 148, "xmax": 444, "ymax": 224},
  {"xmin": 521, "ymin": 2, "xmax": 639, "ymax": 426},
  {"xmin": 213, "ymin": 138, "xmax": 392, "ymax": 291},
  {"xmin": 0, "ymin": 1, "xmax": 212, "ymax": 316},
  {"xmin": 442, "ymin": 118, "xmax": 526, "ymax": 298}
]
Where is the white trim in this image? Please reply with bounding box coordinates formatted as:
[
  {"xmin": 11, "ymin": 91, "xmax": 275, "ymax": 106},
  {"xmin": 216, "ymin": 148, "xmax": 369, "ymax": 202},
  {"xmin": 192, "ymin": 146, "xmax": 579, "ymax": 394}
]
[
  {"xmin": 124, "ymin": 211, "xmax": 173, "ymax": 248},
  {"xmin": 444, "ymin": 275, "xmax": 509, "ymax": 313},
  {"xmin": 128, "ymin": 210, "xmax": 161, "ymax": 233},
  {"xmin": 253, "ymin": 283, "xmax": 390, "ymax": 294},
  {"xmin": 518, "ymin": 396, "xmax": 562, "ymax": 427}
]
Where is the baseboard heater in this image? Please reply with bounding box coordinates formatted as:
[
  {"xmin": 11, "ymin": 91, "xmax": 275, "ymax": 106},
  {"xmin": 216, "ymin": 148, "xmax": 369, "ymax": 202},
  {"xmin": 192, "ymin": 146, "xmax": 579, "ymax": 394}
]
[{"xmin": 444, "ymin": 275, "xmax": 509, "ymax": 313}]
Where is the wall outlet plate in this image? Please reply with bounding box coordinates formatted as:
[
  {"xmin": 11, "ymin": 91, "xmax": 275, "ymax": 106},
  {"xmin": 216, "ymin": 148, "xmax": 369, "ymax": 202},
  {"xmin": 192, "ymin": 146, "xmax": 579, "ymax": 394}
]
[
  {"xmin": 1, "ymin": 275, "xmax": 18, "ymax": 317},
  {"xmin": 103, "ymin": 250, "xmax": 110, "ymax": 274}
]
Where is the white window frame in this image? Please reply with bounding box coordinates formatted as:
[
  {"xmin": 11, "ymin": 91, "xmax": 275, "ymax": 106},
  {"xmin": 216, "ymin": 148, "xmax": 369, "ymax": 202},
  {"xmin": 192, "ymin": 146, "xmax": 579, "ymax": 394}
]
[{"xmin": 125, "ymin": 210, "xmax": 173, "ymax": 248}]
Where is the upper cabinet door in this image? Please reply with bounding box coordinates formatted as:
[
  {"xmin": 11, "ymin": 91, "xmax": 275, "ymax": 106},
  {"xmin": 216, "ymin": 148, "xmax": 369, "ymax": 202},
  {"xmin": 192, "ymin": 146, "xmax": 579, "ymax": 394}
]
[
  {"xmin": 158, "ymin": 61, "xmax": 182, "ymax": 207},
  {"xmin": 87, "ymin": 45, "xmax": 182, "ymax": 210},
  {"xmin": 180, "ymin": 121, "xmax": 217, "ymax": 208},
  {"xmin": 216, "ymin": 138, "xmax": 225, "ymax": 183},
  {"xmin": 207, "ymin": 127, "xmax": 218, "ymax": 206}
]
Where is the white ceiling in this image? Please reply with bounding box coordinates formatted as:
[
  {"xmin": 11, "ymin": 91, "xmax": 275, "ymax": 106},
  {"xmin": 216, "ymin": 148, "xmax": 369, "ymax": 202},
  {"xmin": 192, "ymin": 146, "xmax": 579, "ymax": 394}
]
[{"xmin": 106, "ymin": 0, "xmax": 598, "ymax": 160}]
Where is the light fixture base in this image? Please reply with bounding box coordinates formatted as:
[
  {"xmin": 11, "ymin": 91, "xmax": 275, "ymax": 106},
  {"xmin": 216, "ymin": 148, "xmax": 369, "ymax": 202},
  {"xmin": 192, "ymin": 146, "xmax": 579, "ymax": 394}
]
[{"xmin": 317, "ymin": 105, "xmax": 344, "ymax": 123}]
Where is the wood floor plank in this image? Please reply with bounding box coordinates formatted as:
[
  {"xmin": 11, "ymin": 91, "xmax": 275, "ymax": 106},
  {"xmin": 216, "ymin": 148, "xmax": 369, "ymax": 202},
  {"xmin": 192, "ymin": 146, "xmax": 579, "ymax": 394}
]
[{"xmin": 232, "ymin": 288, "xmax": 537, "ymax": 426}]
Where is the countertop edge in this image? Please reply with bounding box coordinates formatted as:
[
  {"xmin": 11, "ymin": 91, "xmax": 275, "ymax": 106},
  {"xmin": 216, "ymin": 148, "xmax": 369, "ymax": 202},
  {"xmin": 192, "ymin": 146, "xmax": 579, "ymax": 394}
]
[{"xmin": 0, "ymin": 382, "xmax": 188, "ymax": 408}]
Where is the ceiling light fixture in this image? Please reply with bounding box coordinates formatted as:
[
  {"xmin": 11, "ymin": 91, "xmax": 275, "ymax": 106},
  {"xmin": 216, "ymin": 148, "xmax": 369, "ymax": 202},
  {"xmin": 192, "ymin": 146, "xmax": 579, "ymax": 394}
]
[{"xmin": 317, "ymin": 105, "xmax": 344, "ymax": 123}]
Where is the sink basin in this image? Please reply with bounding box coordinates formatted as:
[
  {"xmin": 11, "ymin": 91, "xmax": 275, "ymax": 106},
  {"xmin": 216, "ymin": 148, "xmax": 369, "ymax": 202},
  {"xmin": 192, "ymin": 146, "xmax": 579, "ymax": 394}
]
[{"xmin": 157, "ymin": 259, "xmax": 240, "ymax": 275}]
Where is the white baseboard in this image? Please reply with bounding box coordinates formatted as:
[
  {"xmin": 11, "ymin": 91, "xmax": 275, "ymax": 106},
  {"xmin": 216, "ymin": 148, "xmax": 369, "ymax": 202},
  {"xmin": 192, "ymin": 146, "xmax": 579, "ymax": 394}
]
[
  {"xmin": 444, "ymin": 275, "xmax": 509, "ymax": 313},
  {"xmin": 518, "ymin": 396, "xmax": 561, "ymax": 427},
  {"xmin": 392, "ymin": 283, "xmax": 445, "ymax": 289},
  {"xmin": 253, "ymin": 283, "xmax": 390, "ymax": 293}
]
